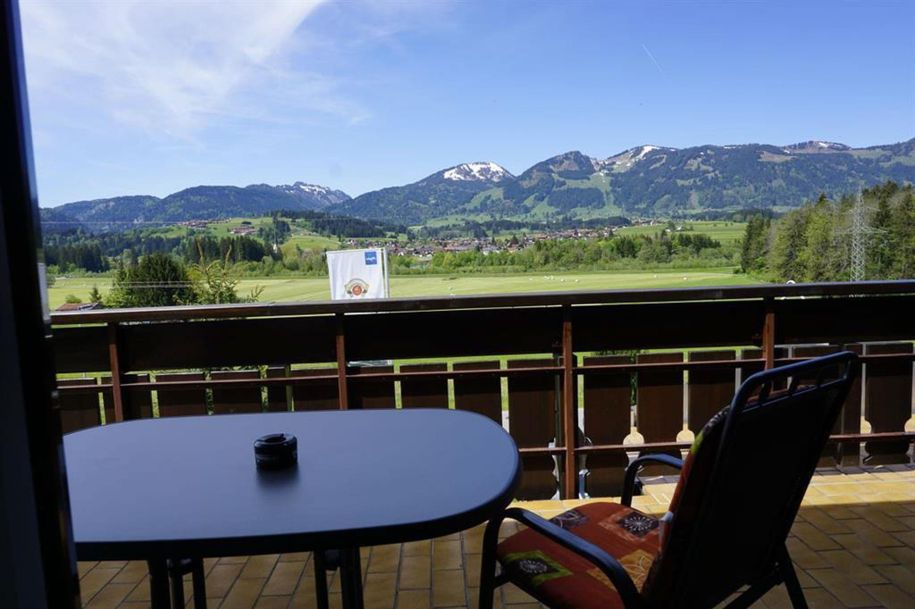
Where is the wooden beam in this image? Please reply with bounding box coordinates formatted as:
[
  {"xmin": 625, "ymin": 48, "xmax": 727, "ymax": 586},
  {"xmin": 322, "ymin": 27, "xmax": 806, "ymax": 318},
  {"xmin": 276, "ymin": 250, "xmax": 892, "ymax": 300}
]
[
  {"xmin": 561, "ymin": 307, "xmax": 576, "ymax": 499},
  {"xmin": 762, "ymin": 298, "xmax": 776, "ymax": 370},
  {"xmin": 335, "ymin": 313, "xmax": 349, "ymax": 410},
  {"xmin": 106, "ymin": 322, "xmax": 124, "ymax": 422}
]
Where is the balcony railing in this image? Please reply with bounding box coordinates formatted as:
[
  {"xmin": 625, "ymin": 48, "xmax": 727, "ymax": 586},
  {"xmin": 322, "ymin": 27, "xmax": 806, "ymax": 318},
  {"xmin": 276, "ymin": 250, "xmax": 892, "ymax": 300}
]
[{"xmin": 51, "ymin": 280, "xmax": 915, "ymax": 500}]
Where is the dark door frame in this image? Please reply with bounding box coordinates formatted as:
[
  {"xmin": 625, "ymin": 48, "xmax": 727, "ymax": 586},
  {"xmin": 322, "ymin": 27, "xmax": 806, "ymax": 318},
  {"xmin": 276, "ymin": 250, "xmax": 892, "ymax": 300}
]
[{"xmin": 0, "ymin": 1, "xmax": 81, "ymax": 606}]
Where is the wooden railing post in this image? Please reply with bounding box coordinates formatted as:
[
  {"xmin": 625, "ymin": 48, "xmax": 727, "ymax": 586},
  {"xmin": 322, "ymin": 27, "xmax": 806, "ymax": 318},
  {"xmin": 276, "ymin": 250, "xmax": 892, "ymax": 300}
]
[
  {"xmin": 561, "ymin": 306, "xmax": 577, "ymax": 499},
  {"xmin": 762, "ymin": 298, "xmax": 776, "ymax": 370},
  {"xmin": 335, "ymin": 313, "xmax": 349, "ymax": 410},
  {"xmin": 106, "ymin": 322, "xmax": 125, "ymax": 422}
]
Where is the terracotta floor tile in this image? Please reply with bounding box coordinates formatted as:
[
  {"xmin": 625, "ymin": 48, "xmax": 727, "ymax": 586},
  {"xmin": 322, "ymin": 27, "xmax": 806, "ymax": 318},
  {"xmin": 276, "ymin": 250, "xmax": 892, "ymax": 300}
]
[
  {"xmin": 124, "ymin": 576, "xmax": 150, "ymax": 603},
  {"xmin": 801, "ymin": 586, "xmax": 856, "ymax": 608},
  {"xmin": 262, "ymin": 560, "xmax": 306, "ymax": 597},
  {"xmin": 397, "ymin": 589, "xmax": 431, "ymax": 609},
  {"xmin": 280, "ymin": 552, "xmax": 311, "ymax": 562},
  {"xmin": 806, "ymin": 568, "xmax": 878, "ymax": 607},
  {"xmin": 791, "ymin": 522, "xmax": 842, "ymax": 551},
  {"xmin": 500, "ymin": 583, "xmax": 534, "ymax": 605},
  {"xmin": 861, "ymin": 584, "xmax": 915, "ymax": 609},
  {"xmin": 845, "ymin": 519, "xmax": 907, "ymax": 547},
  {"xmin": 802, "ymin": 508, "xmax": 853, "ymax": 535},
  {"xmin": 364, "ymin": 571, "xmax": 398, "ymax": 609},
  {"xmin": 79, "ymin": 567, "xmax": 120, "ymax": 603},
  {"xmin": 221, "ymin": 576, "xmax": 267, "ymax": 609},
  {"xmin": 111, "ymin": 561, "xmax": 147, "ymax": 585},
  {"xmin": 467, "ymin": 587, "xmax": 505, "ymax": 609},
  {"xmin": 432, "ymin": 569, "xmax": 466, "ymax": 607},
  {"xmin": 399, "ymin": 555, "xmax": 432, "ymax": 590},
  {"xmin": 819, "ymin": 549, "xmax": 888, "ymax": 584},
  {"xmin": 369, "ymin": 544, "xmax": 402, "ymax": 574},
  {"xmin": 786, "ymin": 537, "xmax": 829, "ymax": 570},
  {"xmin": 883, "ymin": 545, "xmax": 915, "ymax": 565},
  {"xmin": 78, "ymin": 561, "xmax": 99, "ymax": 579},
  {"xmin": 241, "ymin": 554, "xmax": 280, "ymax": 579},
  {"xmin": 404, "ymin": 540, "xmax": 432, "ymax": 557},
  {"xmin": 462, "ymin": 554, "xmax": 482, "ymax": 590},
  {"xmin": 84, "ymin": 582, "xmax": 134, "ymax": 609},
  {"xmin": 433, "ymin": 540, "xmax": 463, "ymax": 571},
  {"xmin": 205, "ymin": 563, "xmax": 245, "ymax": 598},
  {"xmin": 831, "ymin": 533, "xmax": 897, "ymax": 565},
  {"xmin": 874, "ymin": 564, "xmax": 915, "ymax": 598},
  {"xmin": 253, "ymin": 596, "xmax": 292, "ymax": 609}
]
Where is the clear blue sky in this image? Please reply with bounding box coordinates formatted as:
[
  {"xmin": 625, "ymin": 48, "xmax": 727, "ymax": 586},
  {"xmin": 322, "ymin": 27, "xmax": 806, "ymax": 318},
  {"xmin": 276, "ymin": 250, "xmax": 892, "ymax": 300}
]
[{"xmin": 20, "ymin": 0, "xmax": 915, "ymax": 206}]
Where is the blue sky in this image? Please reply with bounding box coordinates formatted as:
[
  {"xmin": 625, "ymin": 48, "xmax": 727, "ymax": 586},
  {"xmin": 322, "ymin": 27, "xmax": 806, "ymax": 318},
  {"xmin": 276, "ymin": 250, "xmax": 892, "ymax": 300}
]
[{"xmin": 20, "ymin": 0, "xmax": 915, "ymax": 206}]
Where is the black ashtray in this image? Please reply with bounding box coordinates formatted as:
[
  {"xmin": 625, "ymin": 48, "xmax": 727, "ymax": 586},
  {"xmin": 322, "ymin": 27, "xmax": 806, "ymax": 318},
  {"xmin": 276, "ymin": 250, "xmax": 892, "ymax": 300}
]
[{"xmin": 254, "ymin": 433, "xmax": 298, "ymax": 470}]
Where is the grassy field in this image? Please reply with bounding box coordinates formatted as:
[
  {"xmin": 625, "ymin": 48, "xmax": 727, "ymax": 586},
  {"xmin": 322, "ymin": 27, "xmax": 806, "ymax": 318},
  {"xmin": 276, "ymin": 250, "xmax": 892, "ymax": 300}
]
[
  {"xmin": 615, "ymin": 220, "xmax": 746, "ymax": 244},
  {"xmin": 279, "ymin": 233, "xmax": 340, "ymax": 258},
  {"xmin": 48, "ymin": 267, "xmax": 759, "ymax": 309}
]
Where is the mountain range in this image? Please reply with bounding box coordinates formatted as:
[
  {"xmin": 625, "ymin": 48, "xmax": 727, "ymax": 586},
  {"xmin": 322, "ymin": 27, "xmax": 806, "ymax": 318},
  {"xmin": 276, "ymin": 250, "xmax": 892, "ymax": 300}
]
[
  {"xmin": 42, "ymin": 182, "xmax": 349, "ymax": 232},
  {"xmin": 44, "ymin": 138, "xmax": 915, "ymax": 229}
]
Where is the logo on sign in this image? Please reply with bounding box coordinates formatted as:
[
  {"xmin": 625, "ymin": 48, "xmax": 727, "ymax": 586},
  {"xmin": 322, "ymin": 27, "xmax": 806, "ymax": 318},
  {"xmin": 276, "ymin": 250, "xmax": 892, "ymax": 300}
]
[
  {"xmin": 364, "ymin": 251, "xmax": 378, "ymax": 265},
  {"xmin": 345, "ymin": 278, "xmax": 369, "ymax": 297}
]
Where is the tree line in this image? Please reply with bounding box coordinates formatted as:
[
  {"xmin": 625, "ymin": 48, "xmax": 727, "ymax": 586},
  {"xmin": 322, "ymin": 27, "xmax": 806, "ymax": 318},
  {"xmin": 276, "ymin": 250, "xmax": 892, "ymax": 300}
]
[
  {"xmin": 740, "ymin": 181, "xmax": 915, "ymax": 281},
  {"xmin": 391, "ymin": 229, "xmax": 729, "ymax": 274},
  {"xmin": 45, "ymin": 231, "xmax": 271, "ymax": 273}
]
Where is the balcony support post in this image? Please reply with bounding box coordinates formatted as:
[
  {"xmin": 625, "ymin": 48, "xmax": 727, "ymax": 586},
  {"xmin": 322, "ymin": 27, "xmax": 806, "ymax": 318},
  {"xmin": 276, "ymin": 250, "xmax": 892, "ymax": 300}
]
[
  {"xmin": 762, "ymin": 299, "xmax": 776, "ymax": 370},
  {"xmin": 107, "ymin": 322, "xmax": 125, "ymax": 422},
  {"xmin": 335, "ymin": 313, "xmax": 349, "ymax": 410},
  {"xmin": 561, "ymin": 306, "xmax": 577, "ymax": 499}
]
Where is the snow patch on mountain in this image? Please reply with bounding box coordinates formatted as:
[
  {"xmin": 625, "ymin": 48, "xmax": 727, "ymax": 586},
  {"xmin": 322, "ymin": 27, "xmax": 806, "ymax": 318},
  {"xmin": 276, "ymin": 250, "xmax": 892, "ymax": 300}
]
[
  {"xmin": 274, "ymin": 182, "xmax": 350, "ymax": 205},
  {"xmin": 598, "ymin": 145, "xmax": 676, "ymax": 171},
  {"xmin": 442, "ymin": 162, "xmax": 512, "ymax": 182},
  {"xmin": 783, "ymin": 141, "xmax": 851, "ymax": 154}
]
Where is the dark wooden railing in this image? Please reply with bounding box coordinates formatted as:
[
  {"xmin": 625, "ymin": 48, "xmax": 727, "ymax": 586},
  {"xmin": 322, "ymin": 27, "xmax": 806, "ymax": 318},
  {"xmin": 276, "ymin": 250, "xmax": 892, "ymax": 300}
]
[{"xmin": 51, "ymin": 281, "xmax": 915, "ymax": 500}]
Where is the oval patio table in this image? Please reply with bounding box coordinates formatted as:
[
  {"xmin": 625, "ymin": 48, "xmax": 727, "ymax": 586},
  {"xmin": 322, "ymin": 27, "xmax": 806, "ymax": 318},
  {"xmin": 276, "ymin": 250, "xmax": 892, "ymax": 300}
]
[{"xmin": 65, "ymin": 409, "xmax": 521, "ymax": 609}]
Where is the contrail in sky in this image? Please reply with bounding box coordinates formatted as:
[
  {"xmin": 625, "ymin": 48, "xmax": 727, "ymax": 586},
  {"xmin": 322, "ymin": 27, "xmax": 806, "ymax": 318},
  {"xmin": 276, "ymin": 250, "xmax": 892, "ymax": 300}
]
[{"xmin": 641, "ymin": 43, "xmax": 665, "ymax": 75}]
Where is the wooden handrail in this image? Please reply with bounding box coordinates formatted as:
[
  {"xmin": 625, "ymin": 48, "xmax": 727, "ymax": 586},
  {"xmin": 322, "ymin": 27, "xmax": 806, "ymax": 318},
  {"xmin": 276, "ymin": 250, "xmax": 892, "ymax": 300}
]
[{"xmin": 49, "ymin": 280, "xmax": 915, "ymax": 325}]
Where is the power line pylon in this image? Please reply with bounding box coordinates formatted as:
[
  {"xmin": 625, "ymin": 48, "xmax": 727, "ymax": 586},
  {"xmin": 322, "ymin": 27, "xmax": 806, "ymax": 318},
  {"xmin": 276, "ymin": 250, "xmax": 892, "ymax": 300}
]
[{"xmin": 850, "ymin": 191, "xmax": 867, "ymax": 282}]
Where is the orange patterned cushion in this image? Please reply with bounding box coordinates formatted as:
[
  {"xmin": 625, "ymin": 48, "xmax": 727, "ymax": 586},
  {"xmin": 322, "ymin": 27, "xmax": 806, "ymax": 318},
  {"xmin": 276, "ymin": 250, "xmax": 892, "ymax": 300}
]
[{"xmin": 497, "ymin": 502, "xmax": 661, "ymax": 609}]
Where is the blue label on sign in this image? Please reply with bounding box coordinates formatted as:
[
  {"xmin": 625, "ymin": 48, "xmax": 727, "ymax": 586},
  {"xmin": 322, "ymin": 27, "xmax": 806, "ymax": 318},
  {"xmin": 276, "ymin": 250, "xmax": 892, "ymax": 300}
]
[{"xmin": 364, "ymin": 251, "xmax": 378, "ymax": 265}]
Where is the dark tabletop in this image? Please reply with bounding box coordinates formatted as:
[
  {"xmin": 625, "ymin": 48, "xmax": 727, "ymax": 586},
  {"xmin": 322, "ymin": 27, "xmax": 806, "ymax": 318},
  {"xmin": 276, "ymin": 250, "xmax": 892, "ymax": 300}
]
[{"xmin": 65, "ymin": 409, "xmax": 520, "ymax": 560}]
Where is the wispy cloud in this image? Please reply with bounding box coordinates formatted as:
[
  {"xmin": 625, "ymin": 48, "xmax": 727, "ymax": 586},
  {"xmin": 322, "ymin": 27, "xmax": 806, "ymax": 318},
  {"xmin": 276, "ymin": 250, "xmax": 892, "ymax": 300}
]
[
  {"xmin": 19, "ymin": 0, "xmax": 358, "ymax": 136},
  {"xmin": 641, "ymin": 43, "xmax": 665, "ymax": 76}
]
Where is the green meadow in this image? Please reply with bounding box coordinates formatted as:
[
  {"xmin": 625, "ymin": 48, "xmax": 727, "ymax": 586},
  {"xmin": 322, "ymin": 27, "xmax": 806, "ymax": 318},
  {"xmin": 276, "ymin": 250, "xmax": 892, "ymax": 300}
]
[
  {"xmin": 48, "ymin": 267, "xmax": 759, "ymax": 310},
  {"xmin": 614, "ymin": 220, "xmax": 746, "ymax": 244}
]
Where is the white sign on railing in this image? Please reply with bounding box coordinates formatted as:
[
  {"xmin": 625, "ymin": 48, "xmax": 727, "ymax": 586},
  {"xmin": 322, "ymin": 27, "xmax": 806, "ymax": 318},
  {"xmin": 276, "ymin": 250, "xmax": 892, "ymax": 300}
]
[{"xmin": 326, "ymin": 248, "xmax": 390, "ymax": 300}]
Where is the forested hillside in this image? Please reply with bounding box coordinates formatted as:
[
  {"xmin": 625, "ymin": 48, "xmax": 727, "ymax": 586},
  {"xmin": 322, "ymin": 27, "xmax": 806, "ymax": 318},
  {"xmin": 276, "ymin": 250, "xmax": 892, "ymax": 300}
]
[{"xmin": 740, "ymin": 181, "xmax": 915, "ymax": 281}]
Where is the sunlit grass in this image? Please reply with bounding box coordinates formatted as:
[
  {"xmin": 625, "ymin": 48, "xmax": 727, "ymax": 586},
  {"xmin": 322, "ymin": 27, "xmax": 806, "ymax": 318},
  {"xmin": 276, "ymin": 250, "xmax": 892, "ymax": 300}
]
[{"xmin": 48, "ymin": 268, "xmax": 760, "ymax": 309}]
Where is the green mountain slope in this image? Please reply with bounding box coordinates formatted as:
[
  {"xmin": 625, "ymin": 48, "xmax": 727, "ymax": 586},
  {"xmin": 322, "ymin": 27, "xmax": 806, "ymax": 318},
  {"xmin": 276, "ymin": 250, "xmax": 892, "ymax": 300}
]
[
  {"xmin": 331, "ymin": 162, "xmax": 514, "ymax": 223},
  {"xmin": 458, "ymin": 139, "xmax": 915, "ymax": 221},
  {"xmin": 48, "ymin": 182, "xmax": 350, "ymax": 232}
]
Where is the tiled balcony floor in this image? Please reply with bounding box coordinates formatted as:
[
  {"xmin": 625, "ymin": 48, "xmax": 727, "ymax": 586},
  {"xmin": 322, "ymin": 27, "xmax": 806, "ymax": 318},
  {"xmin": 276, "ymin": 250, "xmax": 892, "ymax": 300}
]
[{"xmin": 78, "ymin": 466, "xmax": 915, "ymax": 609}]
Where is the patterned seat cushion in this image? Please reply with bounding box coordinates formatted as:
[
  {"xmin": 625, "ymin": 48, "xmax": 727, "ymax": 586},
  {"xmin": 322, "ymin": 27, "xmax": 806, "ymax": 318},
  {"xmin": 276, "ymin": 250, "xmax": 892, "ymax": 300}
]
[{"xmin": 496, "ymin": 502, "xmax": 661, "ymax": 609}]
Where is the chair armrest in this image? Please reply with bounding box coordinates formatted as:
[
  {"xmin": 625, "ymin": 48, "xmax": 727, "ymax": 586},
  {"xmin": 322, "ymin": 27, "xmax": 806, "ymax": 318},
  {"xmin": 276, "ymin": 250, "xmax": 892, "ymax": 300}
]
[
  {"xmin": 499, "ymin": 507, "xmax": 645, "ymax": 609},
  {"xmin": 621, "ymin": 454, "xmax": 684, "ymax": 506}
]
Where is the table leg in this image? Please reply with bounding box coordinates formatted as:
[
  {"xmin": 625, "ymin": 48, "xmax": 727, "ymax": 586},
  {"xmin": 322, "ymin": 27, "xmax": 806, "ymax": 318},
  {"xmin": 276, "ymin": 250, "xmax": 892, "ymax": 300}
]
[
  {"xmin": 147, "ymin": 558, "xmax": 172, "ymax": 609},
  {"xmin": 339, "ymin": 547, "xmax": 364, "ymax": 609}
]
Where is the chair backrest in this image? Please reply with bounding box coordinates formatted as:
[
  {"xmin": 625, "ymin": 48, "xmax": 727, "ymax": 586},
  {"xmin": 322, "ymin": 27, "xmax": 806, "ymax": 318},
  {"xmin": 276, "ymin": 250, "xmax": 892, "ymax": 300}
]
[{"xmin": 645, "ymin": 351, "xmax": 857, "ymax": 608}]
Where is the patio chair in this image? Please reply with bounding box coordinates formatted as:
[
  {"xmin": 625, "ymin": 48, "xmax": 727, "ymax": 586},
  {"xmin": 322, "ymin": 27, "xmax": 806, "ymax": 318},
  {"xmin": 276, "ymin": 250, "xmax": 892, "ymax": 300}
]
[{"xmin": 479, "ymin": 351, "xmax": 858, "ymax": 609}]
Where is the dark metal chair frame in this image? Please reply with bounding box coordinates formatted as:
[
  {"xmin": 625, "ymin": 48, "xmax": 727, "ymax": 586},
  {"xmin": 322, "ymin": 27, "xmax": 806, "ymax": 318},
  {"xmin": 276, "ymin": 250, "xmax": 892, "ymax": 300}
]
[{"xmin": 479, "ymin": 351, "xmax": 858, "ymax": 609}]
